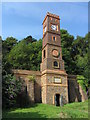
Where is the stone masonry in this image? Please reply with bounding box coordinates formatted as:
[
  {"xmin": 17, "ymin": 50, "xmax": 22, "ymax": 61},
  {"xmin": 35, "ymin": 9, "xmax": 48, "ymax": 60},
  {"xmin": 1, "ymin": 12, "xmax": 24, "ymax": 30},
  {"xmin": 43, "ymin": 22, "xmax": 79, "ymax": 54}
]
[{"xmin": 13, "ymin": 12, "xmax": 88, "ymax": 106}]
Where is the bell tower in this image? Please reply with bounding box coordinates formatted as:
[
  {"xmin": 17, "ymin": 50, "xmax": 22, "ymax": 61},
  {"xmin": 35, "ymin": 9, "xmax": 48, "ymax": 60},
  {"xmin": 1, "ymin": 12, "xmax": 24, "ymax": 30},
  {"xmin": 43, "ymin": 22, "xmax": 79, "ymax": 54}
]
[
  {"xmin": 41, "ymin": 12, "xmax": 68, "ymax": 105},
  {"xmin": 41, "ymin": 12, "xmax": 64, "ymax": 71}
]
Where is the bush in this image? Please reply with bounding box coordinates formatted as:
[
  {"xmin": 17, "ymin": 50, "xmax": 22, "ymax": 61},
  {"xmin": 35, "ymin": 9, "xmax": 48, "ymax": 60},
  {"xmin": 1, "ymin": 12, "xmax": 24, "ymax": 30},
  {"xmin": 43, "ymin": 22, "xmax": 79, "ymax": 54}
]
[{"xmin": 2, "ymin": 74, "xmax": 25, "ymax": 108}]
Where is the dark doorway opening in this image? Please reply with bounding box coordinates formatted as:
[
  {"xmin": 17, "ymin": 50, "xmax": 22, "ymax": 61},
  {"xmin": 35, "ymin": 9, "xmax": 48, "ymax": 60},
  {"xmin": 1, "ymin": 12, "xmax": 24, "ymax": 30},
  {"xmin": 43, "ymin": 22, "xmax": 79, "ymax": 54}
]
[{"xmin": 55, "ymin": 94, "xmax": 60, "ymax": 106}]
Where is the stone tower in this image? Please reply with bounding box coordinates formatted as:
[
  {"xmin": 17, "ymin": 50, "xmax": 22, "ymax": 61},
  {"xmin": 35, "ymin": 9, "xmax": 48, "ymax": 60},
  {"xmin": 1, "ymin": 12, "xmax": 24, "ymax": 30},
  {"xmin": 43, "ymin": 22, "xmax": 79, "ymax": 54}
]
[{"xmin": 41, "ymin": 12, "xmax": 68, "ymax": 106}]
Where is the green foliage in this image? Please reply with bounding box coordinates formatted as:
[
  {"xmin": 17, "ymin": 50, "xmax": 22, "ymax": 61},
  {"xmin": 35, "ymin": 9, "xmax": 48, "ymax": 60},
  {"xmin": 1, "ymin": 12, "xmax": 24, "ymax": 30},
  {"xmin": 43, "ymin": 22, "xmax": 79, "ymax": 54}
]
[
  {"xmin": 2, "ymin": 36, "xmax": 18, "ymax": 74},
  {"xmin": 77, "ymin": 75, "xmax": 88, "ymax": 92},
  {"xmin": 72, "ymin": 34, "xmax": 89, "ymax": 90},
  {"xmin": 2, "ymin": 74, "xmax": 25, "ymax": 108},
  {"xmin": 24, "ymin": 35, "xmax": 37, "ymax": 44},
  {"xmin": 2, "ymin": 37, "xmax": 17, "ymax": 54},
  {"xmin": 8, "ymin": 39, "xmax": 42, "ymax": 70},
  {"xmin": 27, "ymin": 75, "xmax": 35, "ymax": 82},
  {"xmin": 60, "ymin": 29, "xmax": 76, "ymax": 74},
  {"xmin": 2, "ymin": 57, "xmax": 12, "ymax": 75},
  {"xmin": 2, "ymin": 31, "xmax": 89, "ymax": 107},
  {"xmin": 72, "ymin": 34, "xmax": 89, "ymax": 76},
  {"xmin": 60, "ymin": 30, "xmax": 89, "ymax": 91},
  {"xmin": 3, "ymin": 100, "xmax": 88, "ymax": 118}
]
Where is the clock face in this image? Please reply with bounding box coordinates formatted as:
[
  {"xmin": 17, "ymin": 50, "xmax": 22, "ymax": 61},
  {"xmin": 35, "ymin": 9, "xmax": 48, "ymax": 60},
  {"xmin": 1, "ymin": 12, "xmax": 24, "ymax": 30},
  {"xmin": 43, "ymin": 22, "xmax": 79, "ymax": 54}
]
[
  {"xmin": 52, "ymin": 49, "xmax": 59, "ymax": 57},
  {"xmin": 51, "ymin": 25, "xmax": 57, "ymax": 31},
  {"xmin": 44, "ymin": 26, "xmax": 47, "ymax": 33}
]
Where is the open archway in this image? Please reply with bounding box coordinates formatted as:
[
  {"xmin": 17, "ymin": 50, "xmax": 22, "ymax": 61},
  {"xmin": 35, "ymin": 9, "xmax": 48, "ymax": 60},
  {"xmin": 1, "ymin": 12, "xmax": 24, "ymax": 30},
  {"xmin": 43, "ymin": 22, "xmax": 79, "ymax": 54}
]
[{"xmin": 55, "ymin": 94, "xmax": 60, "ymax": 106}]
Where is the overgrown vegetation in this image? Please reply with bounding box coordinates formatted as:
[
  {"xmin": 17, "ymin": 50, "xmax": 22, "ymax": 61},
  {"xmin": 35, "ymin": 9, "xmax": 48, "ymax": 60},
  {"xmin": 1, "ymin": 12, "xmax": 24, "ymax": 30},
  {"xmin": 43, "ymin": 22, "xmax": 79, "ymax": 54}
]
[
  {"xmin": 2, "ymin": 29, "xmax": 89, "ymax": 109},
  {"xmin": 2, "ymin": 74, "xmax": 25, "ymax": 108},
  {"xmin": 27, "ymin": 75, "xmax": 35, "ymax": 82},
  {"xmin": 3, "ymin": 100, "xmax": 88, "ymax": 118}
]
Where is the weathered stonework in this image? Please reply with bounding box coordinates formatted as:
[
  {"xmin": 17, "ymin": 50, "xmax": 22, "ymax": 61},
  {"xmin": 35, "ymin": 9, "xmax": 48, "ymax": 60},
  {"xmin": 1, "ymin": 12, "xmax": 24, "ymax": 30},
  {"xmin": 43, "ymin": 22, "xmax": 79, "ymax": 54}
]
[
  {"xmin": 27, "ymin": 81, "xmax": 35, "ymax": 103},
  {"xmin": 46, "ymin": 85, "xmax": 68, "ymax": 105},
  {"xmin": 13, "ymin": 70, "xmax": 87, "ymax": 105},
  {"xmin": 13, "ymin": 12, "xmax": 88, "ymax": 106},
  {"xmin": 13, "ymin": 70, "xmax": 41, "ymax": 103},
  {"xmin": 68, "ymin": 75, "xmax": 88, "ymax": 102},
  {"xmin": 41, "ymin": 12, "xmax": 68, "ymax": 105}
]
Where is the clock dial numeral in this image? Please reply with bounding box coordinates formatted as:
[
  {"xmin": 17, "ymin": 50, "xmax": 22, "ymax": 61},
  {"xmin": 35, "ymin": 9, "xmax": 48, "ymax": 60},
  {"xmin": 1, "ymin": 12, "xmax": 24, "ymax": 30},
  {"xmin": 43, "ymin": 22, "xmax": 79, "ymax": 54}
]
[{"xmin": 51, "ymin": 25, "xmax": 57, "ymax": 31}]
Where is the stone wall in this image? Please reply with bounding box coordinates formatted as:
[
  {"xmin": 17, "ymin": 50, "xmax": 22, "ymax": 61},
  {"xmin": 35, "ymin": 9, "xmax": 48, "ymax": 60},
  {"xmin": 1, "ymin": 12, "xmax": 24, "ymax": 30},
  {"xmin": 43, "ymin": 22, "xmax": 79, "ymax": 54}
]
[
  {"xmin": 79, "ymin": 85, "xmax": 88, "ymax": 102},
  {"xmin": 41, "ymin": 70, "xmax": 68, "ymax": 105},
  {"xmin": 41, "ymin": 74, "xmax": 47, "ymax": 103},
  {"xmin": 13, "ymin": 70, "xmax": 41, "ymax": 103},
  {"xmin": 68, "ymin": 75, "xmax": 88, "ymax": 102},
  {"xmin": 41, "ymin": 58, "xmax": 64, "ymax": 71},
  {"xmin": 34, "ymin": 76, "xmax": 41, "ymax": 103},
  {"xmin": 46, "ymin": 85, "xmax": 68, "ymax": 105},
  {"xmin": 27, "ymin": 81, "xmax": 35, "ymax": 103},
  {"xmin": 13, "ymin": 70, "xmax": 88, "ymax": 105}
]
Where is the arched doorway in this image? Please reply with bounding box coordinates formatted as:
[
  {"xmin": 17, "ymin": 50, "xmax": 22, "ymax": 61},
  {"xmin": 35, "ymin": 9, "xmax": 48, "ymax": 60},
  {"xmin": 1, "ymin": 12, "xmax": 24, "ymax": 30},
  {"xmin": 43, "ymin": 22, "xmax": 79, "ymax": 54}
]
[{"xmin": 55, "ymin": 94, "xmax": 60, "ymax": 106}]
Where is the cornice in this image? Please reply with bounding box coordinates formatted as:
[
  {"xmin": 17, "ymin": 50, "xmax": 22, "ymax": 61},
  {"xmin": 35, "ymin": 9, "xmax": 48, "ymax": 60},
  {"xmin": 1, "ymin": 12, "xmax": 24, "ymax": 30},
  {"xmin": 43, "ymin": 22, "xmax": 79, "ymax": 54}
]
[{"xmin": 43, "ymin": 12, "xmax": 60, "ymax": 25}]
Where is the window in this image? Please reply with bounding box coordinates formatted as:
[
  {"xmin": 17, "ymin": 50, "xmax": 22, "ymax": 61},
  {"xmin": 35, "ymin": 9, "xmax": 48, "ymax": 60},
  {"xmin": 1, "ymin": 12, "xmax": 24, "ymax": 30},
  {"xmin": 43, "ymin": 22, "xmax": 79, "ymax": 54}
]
[
  {"xmin": 52, "ymin": 36, "xmax": 56, "ymax": 41},
  {"xmin": 54, "ymin": 77, "xmax": 62, "ymax": 83},
  {"xmin": 57, "ymin": 25, "xmax": 59, "ymax": 31},
  {"xmin": 43, "ymin": 26, "xmax": 47, "ymax": 34},
  {"xmin": 43, "ymin": 50, "xmax": 46, "ymax": 58},
  {"xmin": 53, "ymin": 36, "xmax": 55, "ymax": 41},
  {"xmin": 54, "ymin": 61, "xmax": 58, "ymax": 67},
  {"xmin": 53, "ymin": 61, "xmax": 59, "ymax": 68}
]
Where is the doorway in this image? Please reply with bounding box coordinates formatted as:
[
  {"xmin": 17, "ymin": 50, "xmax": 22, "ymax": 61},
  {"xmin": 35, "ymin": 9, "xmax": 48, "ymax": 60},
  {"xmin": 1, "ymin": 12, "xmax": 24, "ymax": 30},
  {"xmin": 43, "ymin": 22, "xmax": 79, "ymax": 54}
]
[{"xmin": 55, "ymin": 94, "xmax": 60, "ymax": 106}]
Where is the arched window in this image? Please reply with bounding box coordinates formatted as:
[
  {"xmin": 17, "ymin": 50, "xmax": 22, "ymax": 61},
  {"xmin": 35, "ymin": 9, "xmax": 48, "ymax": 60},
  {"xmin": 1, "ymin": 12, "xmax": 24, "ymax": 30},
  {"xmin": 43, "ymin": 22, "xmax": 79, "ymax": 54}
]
[
  {"xmin": 54, "ymin": 61, "xmax": 58, "ymax": 67},
  {"xmin": 43, "ymin": 50, "xmax": 46, "ymax": 58},
  {"xmin": 53, "ymin": 36, "xmax": 56, "ymax": 41},
  {"xmin": 52, "ymin": 36, "xmax": 56, "ymax": 41}
]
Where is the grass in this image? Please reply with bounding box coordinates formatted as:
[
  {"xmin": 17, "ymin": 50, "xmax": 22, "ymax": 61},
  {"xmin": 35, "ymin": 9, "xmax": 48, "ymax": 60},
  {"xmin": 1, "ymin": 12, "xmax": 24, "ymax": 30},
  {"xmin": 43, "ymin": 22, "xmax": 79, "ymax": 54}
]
[{"xmin": 3, "ymin": 100, "xmax": 88, "ymax": 119}]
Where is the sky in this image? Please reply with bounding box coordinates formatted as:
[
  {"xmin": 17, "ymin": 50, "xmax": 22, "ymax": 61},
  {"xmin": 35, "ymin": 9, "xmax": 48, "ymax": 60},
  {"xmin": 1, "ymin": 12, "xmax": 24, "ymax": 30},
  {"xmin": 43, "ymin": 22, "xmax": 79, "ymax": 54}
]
[
  {"xmin": 1, "ymin": 0, "xmax": 89, "ymax": 2},
  {"xmin": 2, "ymin": 2, "xmax": 88, "ymax": 40}
]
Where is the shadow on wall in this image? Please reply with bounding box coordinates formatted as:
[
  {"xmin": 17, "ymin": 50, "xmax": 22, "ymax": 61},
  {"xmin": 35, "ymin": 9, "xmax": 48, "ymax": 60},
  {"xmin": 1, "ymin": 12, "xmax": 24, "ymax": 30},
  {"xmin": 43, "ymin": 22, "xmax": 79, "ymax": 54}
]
[
  {"xmin": 16, "ymin": 78, "xmax": 42, "ymax": 107},
  {"xmin": 34, "ymin": 81, "xmax": 42, "ymax": 103},
  {"xmin": 68, "ymin": 79, "xmax": 82, "ymax": 103},
  {"xmin": 16, "ymin": 86, "xmax": 34, "ymax": 108},
  {"xmin": 16, "ymin": 77, "xmax": 35, "ymax": 108}
]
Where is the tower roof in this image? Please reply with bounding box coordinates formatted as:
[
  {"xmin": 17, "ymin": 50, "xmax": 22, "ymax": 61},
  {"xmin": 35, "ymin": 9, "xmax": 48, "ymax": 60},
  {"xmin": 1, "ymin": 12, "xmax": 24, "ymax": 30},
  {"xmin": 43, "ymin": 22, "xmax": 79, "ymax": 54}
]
[{"xmin": 43, "ymin": 12, "xmax": 60, "ymax": 24}]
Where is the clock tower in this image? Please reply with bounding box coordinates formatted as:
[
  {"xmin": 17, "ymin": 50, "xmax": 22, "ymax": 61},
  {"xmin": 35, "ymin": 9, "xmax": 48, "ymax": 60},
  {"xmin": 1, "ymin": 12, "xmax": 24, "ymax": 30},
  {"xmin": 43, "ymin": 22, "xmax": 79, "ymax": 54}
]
[{"xmin": 41, "ymin": 12, "xmax": 68, "ymax": 105}]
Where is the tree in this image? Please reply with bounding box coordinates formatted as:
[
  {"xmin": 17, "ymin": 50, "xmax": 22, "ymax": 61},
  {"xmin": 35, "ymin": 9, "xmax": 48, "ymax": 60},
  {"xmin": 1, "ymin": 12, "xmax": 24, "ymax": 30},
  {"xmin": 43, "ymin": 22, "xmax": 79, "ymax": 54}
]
[
  {"xmin": 8, "ymin": 39, "xmax": 42, "ymax": 70},
  {"xmin": 60, "ymin": 29, "xmax": 76, "ymax": 74},
  {"xmin": 2, "ymin": 37, "xmax": 18, "ymax": 74},
  {"xmin": 2, "ymin": 74, "xmax": 25, "ymax": 108},
  {"xmin": 2, "ymin": 31, "xmax": 89, "ymax": 94},
  {"xmin": 2, "ymin": 37, "xmax": 17, "ymax": 54},
  {"xmin": 72, "ymin": 34, "xmax": 89, "ymax": 75},
  {"xmin": 24, "ymin": 35, "xmax": 37, "ymax": 44},
  {"xmin": 72, "ymin": 34, "xmax": 89, "ymax": 91},
  {"xmin": 2, "ymin": 36, "xmax": 26, "ymax": 108}
]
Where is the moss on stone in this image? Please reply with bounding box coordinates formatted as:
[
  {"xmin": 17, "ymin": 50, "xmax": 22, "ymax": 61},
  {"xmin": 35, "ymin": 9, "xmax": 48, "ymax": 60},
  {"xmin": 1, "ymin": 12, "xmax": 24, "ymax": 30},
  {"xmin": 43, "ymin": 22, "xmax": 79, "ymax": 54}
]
[{"xmin": 27, "ymin": 75, "xmax": 35, "ymax": 82}]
